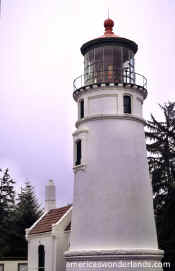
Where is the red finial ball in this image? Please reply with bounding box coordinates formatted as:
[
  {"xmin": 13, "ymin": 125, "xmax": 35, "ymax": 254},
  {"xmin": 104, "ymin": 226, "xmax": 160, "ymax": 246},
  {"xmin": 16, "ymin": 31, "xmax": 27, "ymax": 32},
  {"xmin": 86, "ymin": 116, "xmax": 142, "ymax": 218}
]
[{"xmin": 104, "ymin": 18, "xmax": 114, "ymax": 34}]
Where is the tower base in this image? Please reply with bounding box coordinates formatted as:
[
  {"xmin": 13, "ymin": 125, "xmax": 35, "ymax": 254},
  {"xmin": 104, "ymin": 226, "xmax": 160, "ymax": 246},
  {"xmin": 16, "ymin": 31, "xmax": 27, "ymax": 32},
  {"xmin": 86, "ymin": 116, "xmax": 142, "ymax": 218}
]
[{"xmin": 65, "ymin": 249, "xmax": 164, "ymax": 271}]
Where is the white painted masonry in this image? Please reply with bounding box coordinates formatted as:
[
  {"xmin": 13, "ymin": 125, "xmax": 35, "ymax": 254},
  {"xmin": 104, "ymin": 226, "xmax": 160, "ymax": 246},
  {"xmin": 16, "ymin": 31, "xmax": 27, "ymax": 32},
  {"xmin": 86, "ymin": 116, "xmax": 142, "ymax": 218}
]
[
  {"xmin": 77, "ymin": 87, "xmax": 144, "ymax": 120},
  {"xmin": 65, "ymin": 83, "xmax": 164, "ymax": 270},
  {"xmin": 71, "ymin": 86, "xmax": 157, "ymax": 251},
  {"xmin": 45, "ymin": 180, "xmax": 56, "ymax": 212}
]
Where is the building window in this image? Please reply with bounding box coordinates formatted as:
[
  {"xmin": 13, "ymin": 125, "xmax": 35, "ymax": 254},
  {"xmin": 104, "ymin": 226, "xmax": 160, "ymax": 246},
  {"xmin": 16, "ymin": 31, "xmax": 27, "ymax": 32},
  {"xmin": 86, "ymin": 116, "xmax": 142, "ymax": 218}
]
[
  {"xmin": 123, "ymin": 95, "xmax": 131, "ymax": 114},
  {"xmin": 75, "ymin": 139, "xmax": 81, "ymax": 166},
  {"xmin": 0, "ymin": 264, "xmax": 4, "ymax": 271},
  {"xmin": 38, "ymin": 245, "xmax": 45, "ymax": 271},
  {"xmin": 18, "ymin": 263, "xmax": 28, "ymax": 271},
  {"xmin": 80, "ymin": 99, "xmax": 84, "ymax": 119}
]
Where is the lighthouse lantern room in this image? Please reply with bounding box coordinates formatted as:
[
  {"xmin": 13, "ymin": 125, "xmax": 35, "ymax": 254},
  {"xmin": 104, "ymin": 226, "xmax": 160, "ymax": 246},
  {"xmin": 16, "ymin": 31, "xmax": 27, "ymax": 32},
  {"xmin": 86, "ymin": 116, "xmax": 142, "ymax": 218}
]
[{"xmin": 73, "ymin": 18, "xmax": 147, "ymax": 97}]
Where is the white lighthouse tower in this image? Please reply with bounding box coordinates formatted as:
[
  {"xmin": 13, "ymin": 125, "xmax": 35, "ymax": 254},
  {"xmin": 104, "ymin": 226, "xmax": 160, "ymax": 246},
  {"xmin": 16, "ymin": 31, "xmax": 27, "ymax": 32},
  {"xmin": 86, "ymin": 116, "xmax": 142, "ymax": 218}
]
[{"xmin": 65, "ymin": 18, "xmax": 163, "ymax": 270}]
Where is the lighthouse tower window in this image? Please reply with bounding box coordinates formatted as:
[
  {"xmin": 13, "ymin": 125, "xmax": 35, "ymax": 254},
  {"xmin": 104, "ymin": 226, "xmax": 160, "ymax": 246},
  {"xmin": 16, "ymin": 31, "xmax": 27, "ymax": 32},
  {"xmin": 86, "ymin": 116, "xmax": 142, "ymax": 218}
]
[
  {"xmin": 38, "ymin": 245, "xmax": 45, "ymax": 271},
  {"xmin": 80, "ymin": 99, "xmax": 84, "ymax": 119},
  {"xmin": 123, "ymin": 95, "xmax": 131, "ymax": 114},
  {"xmin": 75, "ymin": 139, "xmax": 82, "ymax": 166}
]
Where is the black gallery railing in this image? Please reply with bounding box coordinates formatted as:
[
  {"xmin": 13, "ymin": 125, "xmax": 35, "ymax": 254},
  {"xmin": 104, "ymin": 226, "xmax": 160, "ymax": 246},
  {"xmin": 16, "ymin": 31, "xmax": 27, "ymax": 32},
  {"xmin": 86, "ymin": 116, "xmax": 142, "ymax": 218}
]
[{"xmin": 73, "ymin": 68, "xmax": 147, "ymax": 90}]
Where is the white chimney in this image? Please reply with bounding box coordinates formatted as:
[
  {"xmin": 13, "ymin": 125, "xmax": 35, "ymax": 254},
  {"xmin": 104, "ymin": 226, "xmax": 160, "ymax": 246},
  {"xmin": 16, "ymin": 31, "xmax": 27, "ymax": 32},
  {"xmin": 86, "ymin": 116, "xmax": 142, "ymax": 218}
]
[{"xmin": 45, "ymin": 179, "xmax": 56, "ymax": 212}]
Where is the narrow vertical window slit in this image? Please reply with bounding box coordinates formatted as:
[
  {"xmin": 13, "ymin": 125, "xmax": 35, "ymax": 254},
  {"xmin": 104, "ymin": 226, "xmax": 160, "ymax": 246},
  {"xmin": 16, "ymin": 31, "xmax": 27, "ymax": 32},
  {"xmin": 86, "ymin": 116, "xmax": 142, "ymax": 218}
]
[
  {"xmin": 80, "ymin": 100, "xmax": 84, "ymax": 119},
  {"xmin": 76, "ymin": 140, "xmax": 82, "ymax": 166},
  {"xmin": 124, "ymin": 95, "xmax": 131, "ymax": 114}
]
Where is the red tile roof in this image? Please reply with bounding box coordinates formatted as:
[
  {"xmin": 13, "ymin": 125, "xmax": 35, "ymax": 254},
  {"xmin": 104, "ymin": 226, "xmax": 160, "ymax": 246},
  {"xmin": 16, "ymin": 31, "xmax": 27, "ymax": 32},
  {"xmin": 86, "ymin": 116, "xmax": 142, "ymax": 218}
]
[{"xmin": 30, "ymin": 205, "xmax": 72, "ymax": 235}]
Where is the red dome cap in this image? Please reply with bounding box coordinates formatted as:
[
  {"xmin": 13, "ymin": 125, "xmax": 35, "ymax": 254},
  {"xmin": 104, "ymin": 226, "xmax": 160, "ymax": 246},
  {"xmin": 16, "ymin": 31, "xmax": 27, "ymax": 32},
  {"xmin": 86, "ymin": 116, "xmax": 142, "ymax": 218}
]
[{"xmin": 104, "ymin": 18, "xmax": 114, "ymax": 35}]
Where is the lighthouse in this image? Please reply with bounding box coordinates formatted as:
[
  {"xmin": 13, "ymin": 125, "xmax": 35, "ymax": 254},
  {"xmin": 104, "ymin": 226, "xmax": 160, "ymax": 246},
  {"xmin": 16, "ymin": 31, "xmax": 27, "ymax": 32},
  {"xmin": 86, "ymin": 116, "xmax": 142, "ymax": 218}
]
[{"xmin": 65, "ymin": 18, "xmax": 163, "ymax": 270}]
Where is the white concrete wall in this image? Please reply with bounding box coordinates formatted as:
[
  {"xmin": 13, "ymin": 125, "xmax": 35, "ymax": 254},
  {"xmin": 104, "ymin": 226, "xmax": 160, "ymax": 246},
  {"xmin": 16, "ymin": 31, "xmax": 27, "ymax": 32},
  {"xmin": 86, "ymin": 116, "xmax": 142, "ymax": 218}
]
[
  {"xmin": 53, "ymin": 208, "xmax": 72, "ymax": 271},
  {"xmin": 28, "ymin": 233, "xmax": 54, "ymax": 271},
  {"xmin": 70, "ymin": 86, "xmax": 158, "ymax": 251},
  {"xmin": 88, "ymin": 94, "xmax": 117, "ymax": 115},
  {"xmin": 77, "ymin": 87, "xmax": 144, "ymax": 120},
  {"xmin": 45, "ymin": 180, "xmax": 56, "ymax": 212}
]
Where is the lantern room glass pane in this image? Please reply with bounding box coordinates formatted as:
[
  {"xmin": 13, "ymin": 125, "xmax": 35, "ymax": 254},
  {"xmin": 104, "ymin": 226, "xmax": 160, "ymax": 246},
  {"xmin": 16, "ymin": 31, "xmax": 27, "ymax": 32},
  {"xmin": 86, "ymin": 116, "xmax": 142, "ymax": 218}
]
[
  {"xmin": 84, "ymin": 49, "xmax": 95, "ymax": 84},
  {"xmin": 104, "ymin": 46, "xmax": 113, "ymax": 69},
  {"xmin": 122, "ymin": 48, "xmax": 135, "ymax": 84},
  {"xmin": 84, "ymin": 46, "xmax": 135, "ymax": 85},
  {"xmin": 95, "ymin": 47, "xmax": 103, "ymax": 65},
  {"xmin": 122, "ymin": 48, "xmax": 130, "ymax": 70},
  {"xmin": 89, "ymin": 49, "xmax": 94, "ymax": 68},
  {"xmin": 84, "ymin": 53, "xmax": 88, "ymax": 71},
  {"xmin": 129, "ymin": 51, "xmax": 135, "ymax": 83},
  {"xmin": 113, "ymin": 47, "xmax": 122, "ymax": 69},
  {"xmin": 104, "ymin": 46, "xmax": 113, "ymax": 82},
  {"xmin": 84, "ymin": 52, "xmax": 89, "ymax": 83},
  {"xmin": 94, "ymin": 47, "xmax": 104, "ymax": 82},
  {"xmin": 113, "ymin": 47, "xmax": 122, "ymax": 82}
]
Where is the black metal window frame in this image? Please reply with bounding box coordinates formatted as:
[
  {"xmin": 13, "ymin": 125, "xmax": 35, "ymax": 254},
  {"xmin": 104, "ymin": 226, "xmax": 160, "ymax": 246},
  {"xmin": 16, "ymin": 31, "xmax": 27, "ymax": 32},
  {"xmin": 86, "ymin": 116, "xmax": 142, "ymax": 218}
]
[
  {"xmin": 18, "ymin": 263, "xmax": 28, "ymax": 271},
  {"xmin": 75, "ymin": 139, "xmax": 82, "ymax": 166},
  {"xmin": 38, "ymin": 245, "xmax": 45, "ymax": 271},
  {"xmin": 80, "ymin": 99, "xmax": 84, "ymax": 119},
  {"xmin": 123, "ymin": 95, "xmax": 132, "ymax": 114}
]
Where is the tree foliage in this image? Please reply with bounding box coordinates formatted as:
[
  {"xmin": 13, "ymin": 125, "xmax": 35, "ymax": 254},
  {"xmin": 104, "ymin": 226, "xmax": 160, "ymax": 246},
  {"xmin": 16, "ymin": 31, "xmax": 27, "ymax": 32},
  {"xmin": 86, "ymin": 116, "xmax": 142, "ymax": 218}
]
[
  {"xmin": 14, "ymin": 182, "xmax": 43, "ymax": 257},
  {"xmin": 145, "ymin": 101, "xmax": 175, "ymax": 250},
  {"xmin": 145, "ymin": 102, "xmax": 175, "ymax": 214},
  {"xmin": 0, "ymin": 169, "xmax": 16, "ymax": 257},
  {"xmin": 0, "ymin": 170, "xmax": 43, "ymax": 257},
  {"xmin": 0, "ymin": 168, "xmax": 15, "ymax": 215},
  {"xmin": 157, "ymin": 185, "xmax": 175, "ymax": 249}
]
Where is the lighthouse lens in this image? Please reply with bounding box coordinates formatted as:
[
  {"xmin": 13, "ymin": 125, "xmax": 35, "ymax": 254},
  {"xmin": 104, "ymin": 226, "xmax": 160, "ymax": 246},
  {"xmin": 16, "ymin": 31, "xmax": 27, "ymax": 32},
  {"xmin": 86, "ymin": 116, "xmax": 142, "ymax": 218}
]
[{"xmin": 84, "ymin": 46, "xmax": 135, "ymax": 85}]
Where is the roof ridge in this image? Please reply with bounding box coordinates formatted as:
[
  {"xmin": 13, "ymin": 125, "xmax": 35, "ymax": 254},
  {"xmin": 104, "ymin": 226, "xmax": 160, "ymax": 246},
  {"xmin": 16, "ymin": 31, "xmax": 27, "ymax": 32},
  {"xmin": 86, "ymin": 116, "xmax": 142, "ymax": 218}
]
[{"xmin": 48, "ymin": 204, "xmax": 72, "ymax": 211}]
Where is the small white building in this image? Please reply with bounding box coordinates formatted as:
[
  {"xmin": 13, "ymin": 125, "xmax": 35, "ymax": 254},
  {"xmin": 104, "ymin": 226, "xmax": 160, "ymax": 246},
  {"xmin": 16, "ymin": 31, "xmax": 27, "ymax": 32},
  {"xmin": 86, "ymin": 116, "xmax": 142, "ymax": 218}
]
[
  {"xmin": 26, "ymin": 181, "xmax": 72, "ymax": 271},
  {"xmin": 0, "ymin": 259, "xmax": 27, "ymax": 271}
]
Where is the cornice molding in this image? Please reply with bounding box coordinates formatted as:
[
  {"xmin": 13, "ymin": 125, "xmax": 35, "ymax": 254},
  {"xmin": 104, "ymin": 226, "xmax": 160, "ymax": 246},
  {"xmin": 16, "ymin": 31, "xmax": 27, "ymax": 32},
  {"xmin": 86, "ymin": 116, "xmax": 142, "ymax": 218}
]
[
  {"xmin": 72, "ymin": 129, "xmax": 88, "ymax": 136},
  {"xmin": 76, "ymin": 114, "xmax": 145, "ymax": 128},
  {"xmin": 65, "ymin": 249, "xmax": 163, "ymax": 261},
  {"xmin": 73, "ymin": 83, "xmax": 147, "ymax": 101},
  {"xmin": 73, "ymin": 164, "xmax": 86, "ymax": 173}
]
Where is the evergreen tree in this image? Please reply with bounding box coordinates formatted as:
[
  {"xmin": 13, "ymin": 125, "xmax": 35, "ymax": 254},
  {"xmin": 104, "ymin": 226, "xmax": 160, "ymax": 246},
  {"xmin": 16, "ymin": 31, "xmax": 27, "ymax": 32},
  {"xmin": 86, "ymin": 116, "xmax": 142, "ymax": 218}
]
[
  {"xmin": 145, "ymin": 102, "xmax": 175, "ymax": 252},
  {"xmin": 0, "ymin": 168, "xmax": 16, "ymax": 256},
  {"xmin": 14, "ymin": 182, "xmax": 43, "ymax": 257},
  {"xmin": 0, "ymin": 171, "xmax": 43, "ymax": 257},
  {"xmin": 145, "ymin": 102, "xmax": 175, "ymax": 215},
  {"xmin": 159, "ymin": 185, "xmax": 175, "ymax": 269},
  {"xmin": 158, "ymin": 184, "xmax": 175, "ymax": 249}
]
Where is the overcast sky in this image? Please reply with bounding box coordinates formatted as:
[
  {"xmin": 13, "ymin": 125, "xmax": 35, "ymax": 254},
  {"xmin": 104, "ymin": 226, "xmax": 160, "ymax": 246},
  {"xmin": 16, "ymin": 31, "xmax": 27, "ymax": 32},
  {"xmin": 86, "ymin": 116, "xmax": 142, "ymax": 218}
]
[{"xmin": 0, "ymin": 0, "xmax": 174, "ymax": 208}]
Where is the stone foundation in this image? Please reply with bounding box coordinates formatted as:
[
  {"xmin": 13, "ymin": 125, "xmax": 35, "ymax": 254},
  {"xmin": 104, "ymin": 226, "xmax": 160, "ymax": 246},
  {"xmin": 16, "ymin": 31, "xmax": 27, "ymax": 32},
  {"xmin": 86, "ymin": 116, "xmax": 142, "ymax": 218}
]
[{"xmin": 65, "ymin": 249, "xmax": 164, "ymax": 271}]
